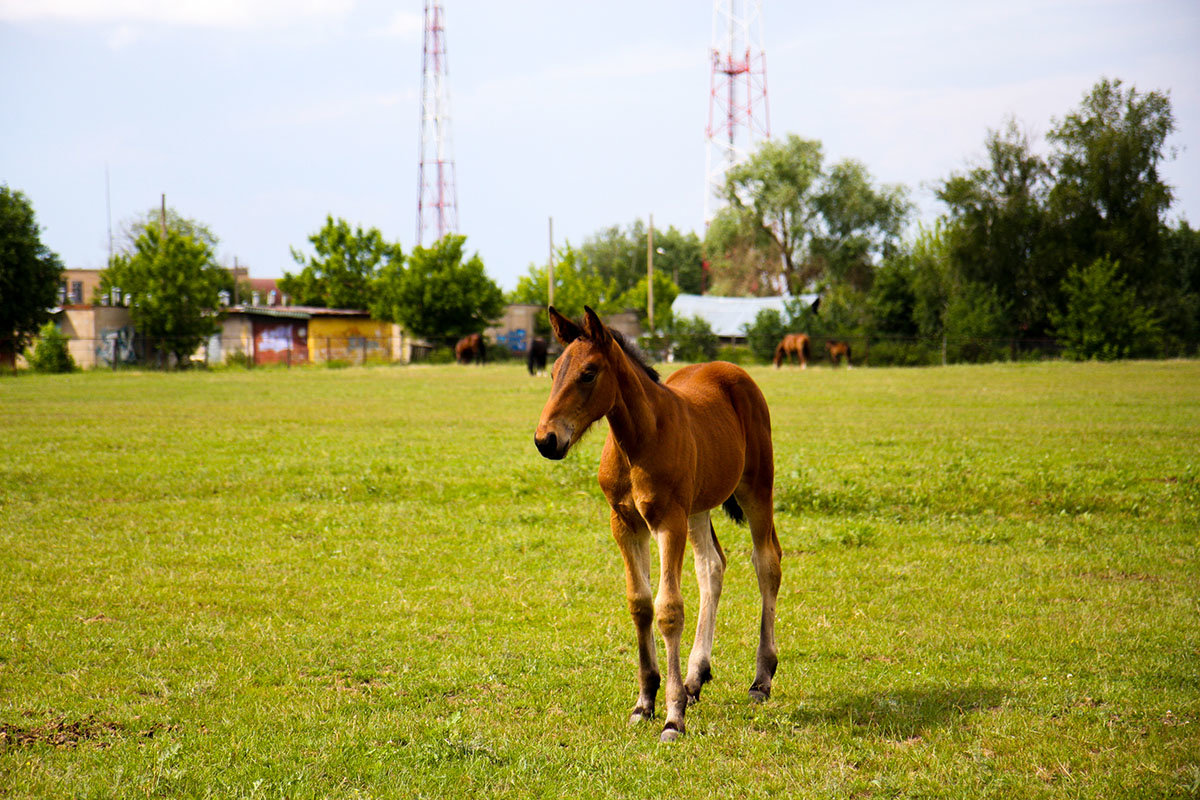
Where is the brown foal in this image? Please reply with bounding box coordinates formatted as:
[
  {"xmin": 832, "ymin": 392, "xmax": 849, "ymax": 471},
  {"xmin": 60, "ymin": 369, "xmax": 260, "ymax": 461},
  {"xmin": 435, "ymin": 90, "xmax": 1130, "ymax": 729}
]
[{"xmin": 534, "ymin": 306, "xmax": 782, "ymax": 742}]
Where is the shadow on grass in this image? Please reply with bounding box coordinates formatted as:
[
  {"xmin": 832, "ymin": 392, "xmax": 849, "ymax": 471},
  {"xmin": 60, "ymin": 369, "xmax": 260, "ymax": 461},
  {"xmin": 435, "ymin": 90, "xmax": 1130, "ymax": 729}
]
[{"xmin": 781, "ymin": 685, "xmax": 1009, "ymax": 739}]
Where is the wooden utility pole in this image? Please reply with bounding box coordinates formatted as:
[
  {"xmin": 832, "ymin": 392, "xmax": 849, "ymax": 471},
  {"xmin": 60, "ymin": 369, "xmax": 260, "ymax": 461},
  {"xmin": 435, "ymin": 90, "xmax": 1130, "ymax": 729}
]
[
  {"xmin": 647, "ymin": 214, "xmax": 655, "ymax": 331},
  {"xmin": 160, "ymin": 194, "xmax": 167, "ymax": 237},
  {"xmin": 548, "ymin": 216, "xmax": 555, "ymax": 308}
]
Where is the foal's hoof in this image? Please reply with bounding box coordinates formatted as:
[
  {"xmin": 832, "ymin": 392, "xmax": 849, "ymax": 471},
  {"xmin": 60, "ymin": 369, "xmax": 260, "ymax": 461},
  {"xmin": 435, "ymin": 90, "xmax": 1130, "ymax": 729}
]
[
  {"xmin": 659, "ymin": 726, "xmax": 682, "ymax": 743},
  {"xmin": 629, "ymin": 710, "xmax": 653, "ymax": 725},
  {"xmin": 749, "ymin": 687, "xmax": 771, "ymax": 704}
]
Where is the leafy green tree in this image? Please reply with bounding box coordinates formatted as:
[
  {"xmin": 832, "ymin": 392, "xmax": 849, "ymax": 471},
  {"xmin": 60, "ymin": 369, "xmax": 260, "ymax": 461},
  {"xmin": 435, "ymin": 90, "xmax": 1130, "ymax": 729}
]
[
  {"xmin": 1051, "ymin": 257, "xmax": 1161, "ymax": 360},
  {"xmin": 100, "ymin": 225, "xmax": 227, "ymax": 367},
  {"xmin": 907, "ymin": 222, "xmax": 957, "ymax": 340},
  {"xmin": 0, "ymin": 186, "xmax": 63, "ymax": 369},
  {"xmin": 372, "ymin": 234, "xmax": 503, "ymax": 341},
  {"xmin": 123, "ymin": 207, "xmax": 220, "ymax": 254},
  {"xmin": 936, "ymin": 119, "xmax": 1053, "ymax": 336},
  {"xmin": 704, "ymin": 206, "xmax": 785, "ymax": 296},
  {"xmin": 712, "ymin": 135, "xmax": 825, "ymax": 294},
  {"xmin": 283, "ymin": 216, "xmax": 402, "ymax": 309},
  {"xmin": 812, "ymin": 159, "xmax": 910, "ymax": 292},
  {"xmin": 867, "ymin": 254, "xmax": 919, "ymax": 338},
  {"xmin": 708, "ymin": 135, "xmax": 910, "ymax": 295},
  {"xmin": 1156, "ymin": 220, "xmax": 1200, "ymax": 352},
  {"xmin": 576, "ymin": 221, "xmax": 705, "ymax": 300},
  {"xmin": 26, "ymin": 321, "xmax": 76, "ymax": 373},
  {"xmin": 509, "ymin": 245, "xmax": 622, "ymax": 333},
  {"xmin": 1047, "ymin": 79, "xmax": 1176, "ymax": 297},
  {"xmin": 615, "ymin": 270, "xmax": 679, "ymax": 331}
]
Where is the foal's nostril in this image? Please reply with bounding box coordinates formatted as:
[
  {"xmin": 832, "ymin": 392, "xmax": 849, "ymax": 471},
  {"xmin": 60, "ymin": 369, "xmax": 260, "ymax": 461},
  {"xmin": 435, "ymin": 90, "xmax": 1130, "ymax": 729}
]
[{"xmin": 535, "ymin": 431, "xmax": 564, "ymax": 460}]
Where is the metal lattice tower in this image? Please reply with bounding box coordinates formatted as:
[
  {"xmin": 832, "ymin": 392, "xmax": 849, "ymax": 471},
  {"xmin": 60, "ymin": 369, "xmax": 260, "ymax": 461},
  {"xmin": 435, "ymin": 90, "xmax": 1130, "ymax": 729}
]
[
  {"xmin": 704, "ymin": 0, "xmax": 770, "ymax": 224},
  {"xmin": 417, "ymin": 1, "xmax": 458, "ymax": 245}
]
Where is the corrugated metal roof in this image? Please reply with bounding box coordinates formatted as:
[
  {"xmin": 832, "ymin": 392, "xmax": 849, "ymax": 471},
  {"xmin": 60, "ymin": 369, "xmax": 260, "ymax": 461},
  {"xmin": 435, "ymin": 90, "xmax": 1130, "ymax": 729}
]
[
  {"xmin": 224, "ymin": 305, "xmax": 373, "ymax": 319},
  {"xmin": 670, "ymin": 293, "xmax": 817, "ymax": 338},
  {"xmin": 225, "ymin": 305, "xmax": 311, "ymax": 319}
]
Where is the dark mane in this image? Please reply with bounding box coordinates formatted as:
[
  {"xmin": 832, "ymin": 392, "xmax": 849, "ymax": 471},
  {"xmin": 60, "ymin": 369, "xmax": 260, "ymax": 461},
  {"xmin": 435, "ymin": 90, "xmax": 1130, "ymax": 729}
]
[{"xmin": 610, "ymin": 329, "xmax": 660, "ymax": 384}]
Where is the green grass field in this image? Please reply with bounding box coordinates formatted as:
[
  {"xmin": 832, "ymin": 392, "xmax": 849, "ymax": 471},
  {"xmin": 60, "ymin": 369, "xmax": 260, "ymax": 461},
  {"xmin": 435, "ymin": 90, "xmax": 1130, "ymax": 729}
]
[{"xmin": 2, "ymin": 360, "xmax": 1198, "ymax": 799}]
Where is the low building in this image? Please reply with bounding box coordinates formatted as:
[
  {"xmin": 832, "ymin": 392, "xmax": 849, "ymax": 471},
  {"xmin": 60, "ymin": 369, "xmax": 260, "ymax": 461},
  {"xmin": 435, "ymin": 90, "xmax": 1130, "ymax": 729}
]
[{"xmin": 208, "ymin": 306, "xmax": 405, "ymax": 366}]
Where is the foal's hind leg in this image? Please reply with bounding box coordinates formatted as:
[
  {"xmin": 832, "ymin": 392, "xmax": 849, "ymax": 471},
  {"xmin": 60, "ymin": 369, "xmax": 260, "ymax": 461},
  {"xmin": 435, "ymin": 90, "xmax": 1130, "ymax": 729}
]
[
  {"xmin": 611, "ymin": 511, "xmax": 659, "ymax": 723},
  {"xmin": 684, "ymin": 511, "xmax": 725, "ymax": 705},
  {"xmin": 740, "ymin": 491, "xmax": 782, "ymax": 702}
]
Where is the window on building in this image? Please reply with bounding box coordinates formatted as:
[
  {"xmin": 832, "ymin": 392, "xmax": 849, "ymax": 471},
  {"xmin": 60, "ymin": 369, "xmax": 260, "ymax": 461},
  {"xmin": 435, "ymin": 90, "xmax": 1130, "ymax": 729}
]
[
  {"xmin": 269, "ymin": 290, "xmax": 278, "ymax": 305},
  {"xmin": 71, "ymin": 281, "xmax": 83, "ymax": 304}
]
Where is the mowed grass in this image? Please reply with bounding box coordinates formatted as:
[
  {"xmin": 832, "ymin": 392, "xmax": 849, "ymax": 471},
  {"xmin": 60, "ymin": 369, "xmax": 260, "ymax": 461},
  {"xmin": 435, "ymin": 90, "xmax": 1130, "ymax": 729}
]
[{"xmin": 1, "ymin": 360, "xmax": 1198, "ymax": 799}]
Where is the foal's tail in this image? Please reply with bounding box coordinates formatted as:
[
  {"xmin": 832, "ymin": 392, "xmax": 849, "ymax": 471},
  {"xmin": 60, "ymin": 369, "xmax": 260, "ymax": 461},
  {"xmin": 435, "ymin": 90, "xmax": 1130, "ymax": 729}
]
[{"xmin": 722, "ymin": 495, "xmax": 745, "ymax": 525}]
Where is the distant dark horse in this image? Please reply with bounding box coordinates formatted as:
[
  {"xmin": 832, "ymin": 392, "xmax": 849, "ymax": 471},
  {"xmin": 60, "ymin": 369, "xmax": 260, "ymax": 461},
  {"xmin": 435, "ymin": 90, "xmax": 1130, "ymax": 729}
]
[
  {"xmin": 455, "ymin": 333, "xmax": 486, "ymax": 365},
  {"xmin": 773, "ymin": 333, "xmax": 810, "ymax": 369},
  {"xmin": 526, "ymin": 337, "xmax": 548, "ymax": 375},
  {"xmin": 825, "ymin": 340, "xmax": 852, "ymax": 368}
]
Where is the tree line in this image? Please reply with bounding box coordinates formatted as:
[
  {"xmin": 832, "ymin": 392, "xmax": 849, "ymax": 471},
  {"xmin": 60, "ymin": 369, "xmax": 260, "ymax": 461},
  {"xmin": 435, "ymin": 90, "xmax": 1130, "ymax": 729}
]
[
  {"xmin": 730, "ymin": 78, "xmax": 1199, "ymax": 362},
  {"xmin": 4, "ymin": 77, "xmax": 1197, "ymax": 370}
]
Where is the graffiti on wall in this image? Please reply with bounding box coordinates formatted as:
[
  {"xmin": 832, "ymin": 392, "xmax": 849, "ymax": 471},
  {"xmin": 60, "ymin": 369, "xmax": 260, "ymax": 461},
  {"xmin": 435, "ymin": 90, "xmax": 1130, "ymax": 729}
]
[
  {"xmin": 252, "ymin": 320, "xmax": 308, "ymax": 365},
  {"xmin": 96, "ymin": 326, "xmax": 137, "ymax": 366}
]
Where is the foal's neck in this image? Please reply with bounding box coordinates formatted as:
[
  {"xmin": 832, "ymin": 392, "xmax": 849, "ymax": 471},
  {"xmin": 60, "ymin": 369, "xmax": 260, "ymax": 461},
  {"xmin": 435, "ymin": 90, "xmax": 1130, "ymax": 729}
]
[{"xmin": 605, "ymin": 345, "xmax": 666, "ymax": 458}]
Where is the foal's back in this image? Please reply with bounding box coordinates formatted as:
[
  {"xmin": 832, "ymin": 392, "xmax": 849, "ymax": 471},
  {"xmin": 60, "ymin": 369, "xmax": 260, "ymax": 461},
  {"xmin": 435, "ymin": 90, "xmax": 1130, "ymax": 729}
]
[{"xmin": 664, "ymin": 361, "xmax": 774, "ymax": 493}]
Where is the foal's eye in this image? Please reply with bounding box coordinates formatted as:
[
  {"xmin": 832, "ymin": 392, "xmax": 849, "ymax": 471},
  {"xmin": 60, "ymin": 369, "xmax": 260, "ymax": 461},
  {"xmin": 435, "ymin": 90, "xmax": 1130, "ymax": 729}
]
[{"xmin": 579, "ymin": 369, "xmax": 597, "ymax": 384}]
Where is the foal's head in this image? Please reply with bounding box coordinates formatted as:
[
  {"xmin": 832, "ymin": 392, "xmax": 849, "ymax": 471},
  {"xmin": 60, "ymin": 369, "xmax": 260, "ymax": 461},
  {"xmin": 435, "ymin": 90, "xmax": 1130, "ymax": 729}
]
[{"xmin": 534, "ymin": 306, "xmax": 647, "ymax": 460}]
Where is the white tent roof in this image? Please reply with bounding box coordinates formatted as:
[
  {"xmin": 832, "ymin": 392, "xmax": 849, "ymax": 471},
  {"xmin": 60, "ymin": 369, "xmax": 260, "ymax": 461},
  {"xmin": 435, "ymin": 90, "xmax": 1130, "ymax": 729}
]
[{"xmin": 670, "ymin": 293, "xmax": 817, "ymax": 338}]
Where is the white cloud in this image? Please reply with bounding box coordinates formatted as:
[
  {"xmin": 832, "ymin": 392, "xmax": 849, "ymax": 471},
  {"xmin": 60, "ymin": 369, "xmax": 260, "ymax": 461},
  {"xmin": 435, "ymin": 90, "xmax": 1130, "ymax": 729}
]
[{"xmin": 0, "ymin": 0, "xmax": 354, "ymax": 28}]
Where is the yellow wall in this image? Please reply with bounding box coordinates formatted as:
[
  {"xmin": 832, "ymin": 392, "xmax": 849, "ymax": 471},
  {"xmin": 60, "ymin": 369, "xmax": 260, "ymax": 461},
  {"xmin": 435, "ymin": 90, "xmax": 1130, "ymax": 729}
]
[{"xmin": 307, "ymin": 317, "xmax": 393, "ymax": 363}]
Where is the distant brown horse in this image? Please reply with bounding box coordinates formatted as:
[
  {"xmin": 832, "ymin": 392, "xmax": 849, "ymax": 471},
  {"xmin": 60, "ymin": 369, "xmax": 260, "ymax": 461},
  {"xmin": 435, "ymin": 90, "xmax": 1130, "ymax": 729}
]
[
  {"xmin": 773, "ymin": 333, "xmax": 810, "ymax": 368},
  {"xmin": 454, "ymin": 333, "xmax": 486, "ymax": 365},
  {"xmin": 825, "ymin": 340, "xmax": 852, "ymax": 367},
  {"xmin": 535, "ymin": 306, "xmax": 781, "ymax": 742}
]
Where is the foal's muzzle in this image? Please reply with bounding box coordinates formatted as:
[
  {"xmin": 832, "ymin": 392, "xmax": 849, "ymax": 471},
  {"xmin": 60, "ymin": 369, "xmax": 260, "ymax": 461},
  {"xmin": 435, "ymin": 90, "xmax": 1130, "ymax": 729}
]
[{"xmin": 534, "ymin": 431, "xmax": 568, "ymax": 460}]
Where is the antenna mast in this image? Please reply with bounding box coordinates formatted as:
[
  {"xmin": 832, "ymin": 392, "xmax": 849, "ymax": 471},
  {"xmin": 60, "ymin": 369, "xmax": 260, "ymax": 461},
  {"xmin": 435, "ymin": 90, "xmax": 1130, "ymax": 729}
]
[
  {"xmin": 704, "ymin": 0, "xmax": 770, "ymax": 224},
  {"xmin": 417, "ymin": 0, "xmax": 459, "ymax": 245}
]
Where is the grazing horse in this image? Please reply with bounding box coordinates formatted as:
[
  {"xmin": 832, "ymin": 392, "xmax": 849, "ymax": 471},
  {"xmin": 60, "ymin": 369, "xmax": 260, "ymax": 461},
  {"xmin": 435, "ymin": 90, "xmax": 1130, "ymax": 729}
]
[
  {"xmin": 825, "ymin": 339, "xmax": 852, "ymax": 367},
  {"xmin": 454, "ymin": 333, "xmax": 486, "ymax": 365},
  {"xmin": 534, "ymin": 306, "xmax": 781, "ymax": 742},
  {"xmin": 526, "ymin": 336, "xmax": 548, "ymax": 376},
  {"xmin": 773, "ymin": 333, "xmax": 810, "ymax": 368}
]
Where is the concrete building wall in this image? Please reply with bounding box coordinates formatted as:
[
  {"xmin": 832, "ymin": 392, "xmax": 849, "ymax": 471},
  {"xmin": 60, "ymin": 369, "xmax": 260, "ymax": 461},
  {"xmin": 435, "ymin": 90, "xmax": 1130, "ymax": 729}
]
[
  {"xmin": 58, "ymin": 306, "xmax": 134, "ymax": 369},
  {"xmin": 485, "ymin": 303, "xmax": 541, "ymax": 353}
]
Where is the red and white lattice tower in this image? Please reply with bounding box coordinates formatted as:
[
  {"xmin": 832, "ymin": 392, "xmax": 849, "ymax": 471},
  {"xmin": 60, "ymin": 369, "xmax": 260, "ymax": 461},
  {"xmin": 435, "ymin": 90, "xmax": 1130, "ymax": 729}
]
[
  {"xmin": 704, "ymin": 0, "xmax": 770, "ymax": 224},
  {"xmin": 417, "ymin": 1, "xmax": 458, "ymax": 245}
]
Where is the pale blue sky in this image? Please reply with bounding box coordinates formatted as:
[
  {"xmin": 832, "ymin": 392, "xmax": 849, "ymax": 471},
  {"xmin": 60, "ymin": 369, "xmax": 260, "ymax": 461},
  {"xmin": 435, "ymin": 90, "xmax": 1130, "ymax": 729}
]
[{"xmin": 2, "ymin": 0, "xmax": 1197, "ymax": 290}]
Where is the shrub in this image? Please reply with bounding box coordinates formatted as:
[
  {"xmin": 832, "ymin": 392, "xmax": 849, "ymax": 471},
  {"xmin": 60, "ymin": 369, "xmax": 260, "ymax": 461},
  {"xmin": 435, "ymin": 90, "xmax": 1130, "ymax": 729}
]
[
  {"xmin": 224, "ymin": 351, "xmax": 253, "ymax": 369},
  {"xmin": 1052, "ymin": 257, "xmax": 1162, "ymax": 360},
  {"xmin": 942, "ymin": 282, "xmax": 1010, "ymax": 363},
  {"xmin": 743, "ymin": 308, "xmax": 787, "ymax": 363},
  {"xmin": 25, "ymin": 322, "xmax": 76, "ymax": 373},
  {"xmin": 668, "ymin": 315, "xmax": 718, "ymax": 362},
  {"xmin": 716, "ymin": 344, "xmax": 752, "ymax": 364}
]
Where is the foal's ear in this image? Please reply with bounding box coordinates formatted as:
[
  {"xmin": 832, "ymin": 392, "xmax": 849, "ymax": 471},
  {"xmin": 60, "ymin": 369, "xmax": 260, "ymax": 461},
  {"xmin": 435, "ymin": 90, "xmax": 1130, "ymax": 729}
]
[
  {"xmin": 547, "ymin": 306, "xmax": 583, "ymax": 346},
  {"xmin": 582, "ymin": 306, "xmax": 611, "ymax": 345}
]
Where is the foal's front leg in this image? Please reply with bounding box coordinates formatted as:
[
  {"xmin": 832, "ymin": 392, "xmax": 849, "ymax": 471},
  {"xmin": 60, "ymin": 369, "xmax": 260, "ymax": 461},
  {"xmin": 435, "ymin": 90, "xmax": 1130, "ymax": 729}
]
[
  {"xmin": 653, "ymin": 507, "xmax": 690, "ymax": 742},
  {"xmin": 611, "ymin": 511, "xmax": 658, "ymax": 723}
]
